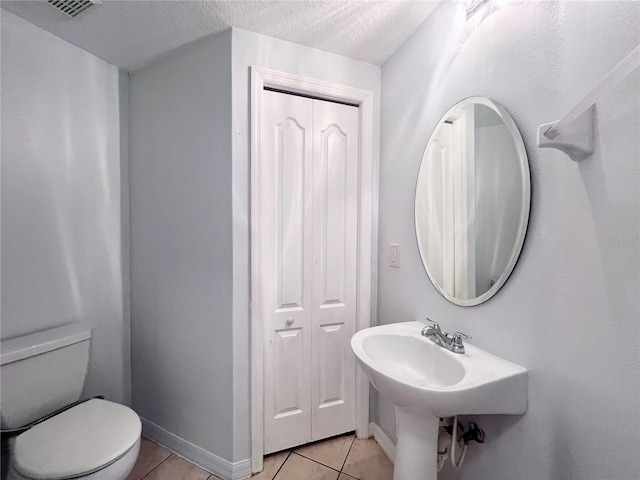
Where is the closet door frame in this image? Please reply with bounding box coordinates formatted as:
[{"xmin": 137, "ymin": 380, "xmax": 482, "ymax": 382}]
[{"xmin": 250, "ymin": 66, "xmax": 376, "ymax": 473}]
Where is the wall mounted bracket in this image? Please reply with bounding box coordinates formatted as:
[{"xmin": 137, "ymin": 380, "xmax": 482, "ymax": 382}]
[{"xmin": 537, "ymin": 106, "xmax": 594, "ymax": 160}]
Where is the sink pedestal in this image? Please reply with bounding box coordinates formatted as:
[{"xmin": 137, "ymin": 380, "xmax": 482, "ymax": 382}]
[{"xmin": 394, "ymin": 407, "xmax": 439, "ymax": 480}]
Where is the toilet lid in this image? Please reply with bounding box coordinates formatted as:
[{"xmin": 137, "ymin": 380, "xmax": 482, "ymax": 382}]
[{"xmin": 13, "ymin": 399, "xmax": 141, "ymax": 480}]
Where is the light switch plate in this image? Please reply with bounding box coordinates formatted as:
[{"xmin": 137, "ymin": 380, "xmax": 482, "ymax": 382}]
[{"xmin": 390, "ymin": 244, "xmax": 399, "ymax": 268}]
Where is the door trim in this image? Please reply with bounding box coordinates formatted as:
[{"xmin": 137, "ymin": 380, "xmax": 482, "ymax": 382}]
[{"xmin": 250, "ymin": 66, "xmax": 375, "ymax": 473}]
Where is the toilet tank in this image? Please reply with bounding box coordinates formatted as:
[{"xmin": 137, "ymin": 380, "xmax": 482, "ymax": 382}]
[{"xmin": 0, "ymin": 322, "xmax": 91, "ymax": 429}]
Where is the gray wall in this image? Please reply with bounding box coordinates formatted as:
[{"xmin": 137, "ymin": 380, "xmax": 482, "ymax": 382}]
[
  {"xmin": 230, "ymin": 28, "xmax": 381, "ymax": 462},
  {"xmin": 1, "ymin": 11, "xmax": 129, "ymax": 404},
  {"xmin": 129, "ymin": 30, "xmax": 234, "ymax": 459},
  {"xmin": 378, "ymin": 1, "xmax": 639, "ymax": 479}
]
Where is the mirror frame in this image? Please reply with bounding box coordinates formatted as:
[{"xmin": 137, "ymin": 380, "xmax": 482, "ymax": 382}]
[{"xmin": 414, "ymin": 96, "xmax": 531, "ymax": 306}]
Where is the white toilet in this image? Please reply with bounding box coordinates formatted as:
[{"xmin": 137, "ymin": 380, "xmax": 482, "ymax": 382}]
[{"xmin": 1, "ymin": 322, "xmax": 142, "ymax": 480}]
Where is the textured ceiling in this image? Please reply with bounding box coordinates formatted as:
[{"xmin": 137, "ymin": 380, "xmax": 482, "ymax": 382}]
[{"xmin": 1, "ymin": 0, "xmax": 439, "ymax": 70}]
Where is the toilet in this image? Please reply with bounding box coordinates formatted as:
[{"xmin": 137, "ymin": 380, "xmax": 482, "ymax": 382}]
[{"xmin": 1, "ymin": 322, "xmax": 141, "ymax": 480}]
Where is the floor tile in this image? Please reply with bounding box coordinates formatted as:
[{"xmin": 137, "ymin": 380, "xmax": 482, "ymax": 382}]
[
  {"xmin": 341, "ymin": 438, "xmax": 393, "ymax": 480},
  {"xmin": 126, "ymin": 437, "xmax": 172, "ymax": 480},
  {"xmin": 143, "ymin": 454, "xmax": 211, "ymax": 480},
  {"xmin": 293, "ymin": 434, "xmax": 354, "ymax": 471},
  {"xmin": 338, "ymin": 475, "xmax": 358, "ymax": 480},
  {"xmin": 274, "ymin": 453, "xmax": 340, "ymax": 480},
  {"xmin": 250, "ymin": 451, "xmax": 290, "ymax": 479}
]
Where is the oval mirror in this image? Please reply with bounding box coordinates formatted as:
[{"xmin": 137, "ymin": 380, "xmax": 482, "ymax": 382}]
[{"xmin": 415, "ymin": 97, "xmax": 530, "ymax": 306}]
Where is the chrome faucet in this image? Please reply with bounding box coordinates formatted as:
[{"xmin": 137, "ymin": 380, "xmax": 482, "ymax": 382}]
[{"xmin": 420, "ymin": 319, "xmax": 471, "ymax": 354}]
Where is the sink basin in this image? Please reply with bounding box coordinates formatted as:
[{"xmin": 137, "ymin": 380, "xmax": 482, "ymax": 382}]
[
  {"xmin": 361, "ymin": 333, "xmax": 465, "ymax": 388},
  {"xmin": 351, "ymin": 321, "xmax": 528, "ymax": 479},
  {"xmin": 351, "ymin": 321, "xmax": 528, "ymax": 417}
]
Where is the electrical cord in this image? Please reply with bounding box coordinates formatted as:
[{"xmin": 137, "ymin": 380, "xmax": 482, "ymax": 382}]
[{"xmin": 450, "ymin": 415, "xmax": 468, "ymax": 468}]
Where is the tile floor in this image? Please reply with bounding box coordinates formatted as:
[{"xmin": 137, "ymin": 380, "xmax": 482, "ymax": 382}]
[{"xmin": 127, "ymin": 434, "xmax": 393, "ymax": 480}]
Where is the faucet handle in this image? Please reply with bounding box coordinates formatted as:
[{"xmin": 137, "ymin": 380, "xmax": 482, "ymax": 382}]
[
  {"xmin": 421, "ymin": 318, "xmax": 441, "ymax": 336},
  {"xmin": 451, "ymin": 332, "xmax": 471, "ymax": 353},
  {"xmin": 452, "ymin": 332, "xmax": 471, "ymax": 342},
  {"xmin": 424, "ymin": 318, "xmax": 441, "ymax": 331}
]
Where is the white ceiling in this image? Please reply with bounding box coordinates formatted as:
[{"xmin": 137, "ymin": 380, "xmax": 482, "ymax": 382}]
[{"xmin": 1, "ymin": 0, "xmax": 439, "ymax": 70}]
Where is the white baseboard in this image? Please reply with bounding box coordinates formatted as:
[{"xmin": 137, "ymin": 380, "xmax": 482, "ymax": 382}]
[
  {"xmin": 141, "ymin": 418, "xmax": 251, "ymax": 480},
  {"xmin": 369, "ymin": 422, "xmax": 396, "ymax": 463}
]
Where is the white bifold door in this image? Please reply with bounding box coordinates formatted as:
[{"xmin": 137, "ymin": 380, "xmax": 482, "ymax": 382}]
[{"xmin": 259, "ymin": 90, "xmax": 359, "ymax": 454}]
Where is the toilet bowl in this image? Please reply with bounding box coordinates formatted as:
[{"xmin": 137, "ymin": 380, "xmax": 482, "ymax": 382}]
[{"xmin": 1, "ymin": 323, "xmax": 142, "ymax": 480}]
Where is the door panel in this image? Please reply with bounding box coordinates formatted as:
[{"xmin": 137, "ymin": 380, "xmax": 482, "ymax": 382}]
[
  {"xmin": 320, "ymin": 125, "xmax": 347, "ymax": 304},
  {"xmin": 276, "ymin": 117, "xmax": 306, "ymax": 309},
  {"xmin": 273, "ymin": 328, "xmax": 305, "ymax": 417},
  {"xmin": 311, "ymin": 99, "xmax": 358, "ymax": 440},
  {"xmin": 262, "ymin": 91, "xmax": 313, "ymax": 454}
]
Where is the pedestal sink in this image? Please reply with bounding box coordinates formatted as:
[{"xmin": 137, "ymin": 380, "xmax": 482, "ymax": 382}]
[{"xmin": 351, "ymin": 321, "xmax": 528, "ymax": 480}]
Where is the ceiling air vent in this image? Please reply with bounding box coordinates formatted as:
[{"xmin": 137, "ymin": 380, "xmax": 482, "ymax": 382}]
[{"xmin": 46, "ymin": 0, "xmax": 100, "ymax": 18}]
